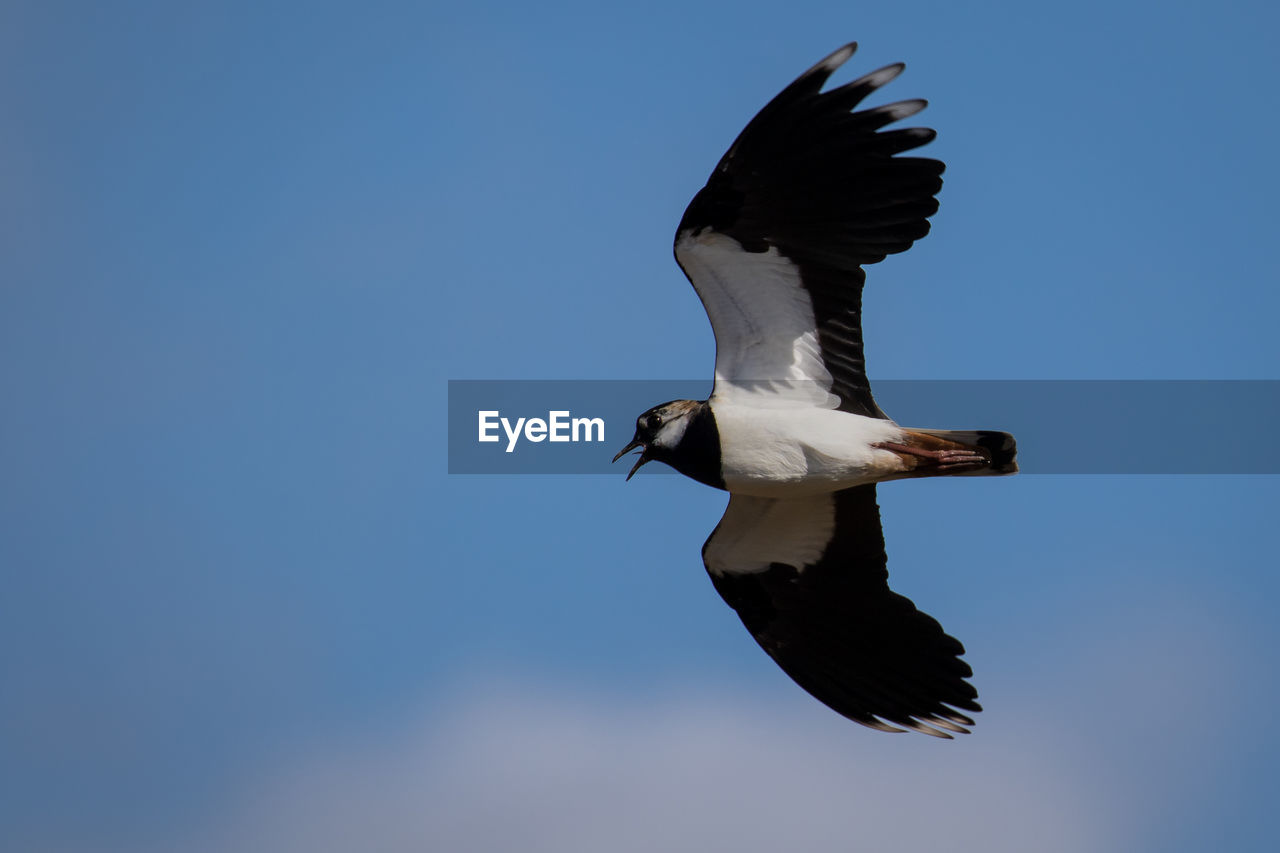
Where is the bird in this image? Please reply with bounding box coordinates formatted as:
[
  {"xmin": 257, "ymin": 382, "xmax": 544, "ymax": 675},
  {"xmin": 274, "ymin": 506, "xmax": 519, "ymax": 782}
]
[{"xmin": 612, "ymin": 42, "xmax": 1018, "ymax": 738}]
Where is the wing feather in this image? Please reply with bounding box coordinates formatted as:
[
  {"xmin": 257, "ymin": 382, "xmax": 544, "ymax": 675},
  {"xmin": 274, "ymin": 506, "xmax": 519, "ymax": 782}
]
[
  {"xmin": 675, "ymin": 43, "xmax": 943, "ymax": 418},
  {"xmin": 702, "ymin": 485, "xmax": 980, "ymax": 736}
]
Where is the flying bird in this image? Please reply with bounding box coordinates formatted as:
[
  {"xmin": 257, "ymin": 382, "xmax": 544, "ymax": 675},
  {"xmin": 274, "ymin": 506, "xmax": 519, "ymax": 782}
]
[{"xmin": 613, "ymin": 42, "xmax": 1017, "ymax": 738}]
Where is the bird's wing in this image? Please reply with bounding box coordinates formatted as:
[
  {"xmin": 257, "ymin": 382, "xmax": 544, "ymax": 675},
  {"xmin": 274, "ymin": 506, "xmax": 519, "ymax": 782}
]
[
  {"xmin": 702, "ymin": 484, "xmax": 980, "ymax": 737},
  {"xmin": 675, "ymin": 43, "xmax": 943, "ymax": 418}
]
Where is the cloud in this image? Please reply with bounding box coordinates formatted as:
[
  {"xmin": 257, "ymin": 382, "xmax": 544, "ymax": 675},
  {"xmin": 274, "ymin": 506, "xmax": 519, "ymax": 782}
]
[
  {"xmin": 164, "ymin": 589, "xmax": 1245, "ymax": 853},
  {"xmin": 169, "ymin": 688, "xmax": 1108, "ymax": 853}
]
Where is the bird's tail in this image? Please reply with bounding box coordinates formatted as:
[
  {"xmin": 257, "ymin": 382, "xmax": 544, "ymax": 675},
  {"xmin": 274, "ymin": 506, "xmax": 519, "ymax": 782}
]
[{"xmin": 898, "ymin": 428, "xmax": 1019, "ymax": 476}]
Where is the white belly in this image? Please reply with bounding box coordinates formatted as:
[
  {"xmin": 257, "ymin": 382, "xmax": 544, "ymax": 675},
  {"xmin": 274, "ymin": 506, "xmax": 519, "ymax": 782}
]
[{"xmin": 711, "ymin": 400, "xmax": 906, "ymax": 496}]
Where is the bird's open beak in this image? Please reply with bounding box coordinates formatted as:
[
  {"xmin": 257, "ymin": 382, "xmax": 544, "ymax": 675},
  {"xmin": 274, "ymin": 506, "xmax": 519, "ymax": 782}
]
[{"xmin": 612, "ymin": 437, "xmax": 651, "ymax": 481}]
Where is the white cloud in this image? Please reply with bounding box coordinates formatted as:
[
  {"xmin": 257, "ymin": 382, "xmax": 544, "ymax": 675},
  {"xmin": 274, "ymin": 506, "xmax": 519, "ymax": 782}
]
[
  {"xmin": 166, "ymin": 590, "xmax": 1246, "ymax": 853},
  {"xmin": 170, "ymin": 687, "xmax": 1111, "ymax": 853}
]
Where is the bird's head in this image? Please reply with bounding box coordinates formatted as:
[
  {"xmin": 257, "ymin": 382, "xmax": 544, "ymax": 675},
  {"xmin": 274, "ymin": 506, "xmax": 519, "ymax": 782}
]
[{"xmin": 612, "ymin": 400, "xmax": 699, "ymax": 480}]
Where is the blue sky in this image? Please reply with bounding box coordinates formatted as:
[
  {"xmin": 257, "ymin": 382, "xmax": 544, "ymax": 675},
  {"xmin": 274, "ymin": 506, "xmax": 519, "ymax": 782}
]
[{"xmin": 3, "ymin": 1, "xmax": 1278, "ymax": 850}]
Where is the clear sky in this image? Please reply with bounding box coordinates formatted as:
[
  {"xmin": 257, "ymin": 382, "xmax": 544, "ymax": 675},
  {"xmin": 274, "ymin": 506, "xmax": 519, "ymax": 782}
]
[{"xmin": 3, "ymin": 1, "xmax": 1279, "ymax": 851}]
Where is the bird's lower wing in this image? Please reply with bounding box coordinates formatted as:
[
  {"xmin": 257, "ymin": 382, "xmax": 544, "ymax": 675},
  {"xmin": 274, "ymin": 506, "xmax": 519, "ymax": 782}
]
[{"xmin": 701, "ymin": 485, "xmax": 980, "ymax": 737}]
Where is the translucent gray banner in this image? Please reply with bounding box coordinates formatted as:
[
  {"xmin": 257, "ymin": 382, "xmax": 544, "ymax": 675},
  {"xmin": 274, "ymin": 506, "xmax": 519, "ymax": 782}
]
[{"xmin": 447, "ymin": 380, "xmax": 1280, "ymax": 475}]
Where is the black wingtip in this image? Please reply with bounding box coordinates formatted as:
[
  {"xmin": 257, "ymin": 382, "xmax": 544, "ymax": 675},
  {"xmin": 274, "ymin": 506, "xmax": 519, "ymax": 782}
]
[
  {"xmin": 857, "ymin": 61, "xmax": 906, "ymax": 89},
  {"xmin": 778, "ymin": 42, "xmax": 860, "ymax": 102},
  {"xmin": 816, "ymin": 41, "xmax": 859, "ymax": 73}
]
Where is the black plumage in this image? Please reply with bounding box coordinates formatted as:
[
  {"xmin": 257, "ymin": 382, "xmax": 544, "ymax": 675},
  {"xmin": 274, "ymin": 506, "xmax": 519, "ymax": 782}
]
[
  {"xmin": 677, "ymin": 46, "xmax": 943, "ymax": 419},
  {"xmin": 705, "ymin": 486, "xmax": 980, "ymax": 737}
]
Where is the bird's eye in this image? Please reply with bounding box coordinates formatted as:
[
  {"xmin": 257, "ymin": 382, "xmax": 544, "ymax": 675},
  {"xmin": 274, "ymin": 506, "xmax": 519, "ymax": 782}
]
[{"xmin": 645, "ymin": 413, "xmax": 661, "ymax": 430}]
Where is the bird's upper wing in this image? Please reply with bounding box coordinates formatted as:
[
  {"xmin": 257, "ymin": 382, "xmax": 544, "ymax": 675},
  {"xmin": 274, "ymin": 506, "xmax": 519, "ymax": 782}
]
[
  {"xmin": 675, "ymin": 43, "xmax": 943, "ymax": 417},
  {"xmin": 702, "ymin": 484, "xmax": 980, "ymax": 737}
]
